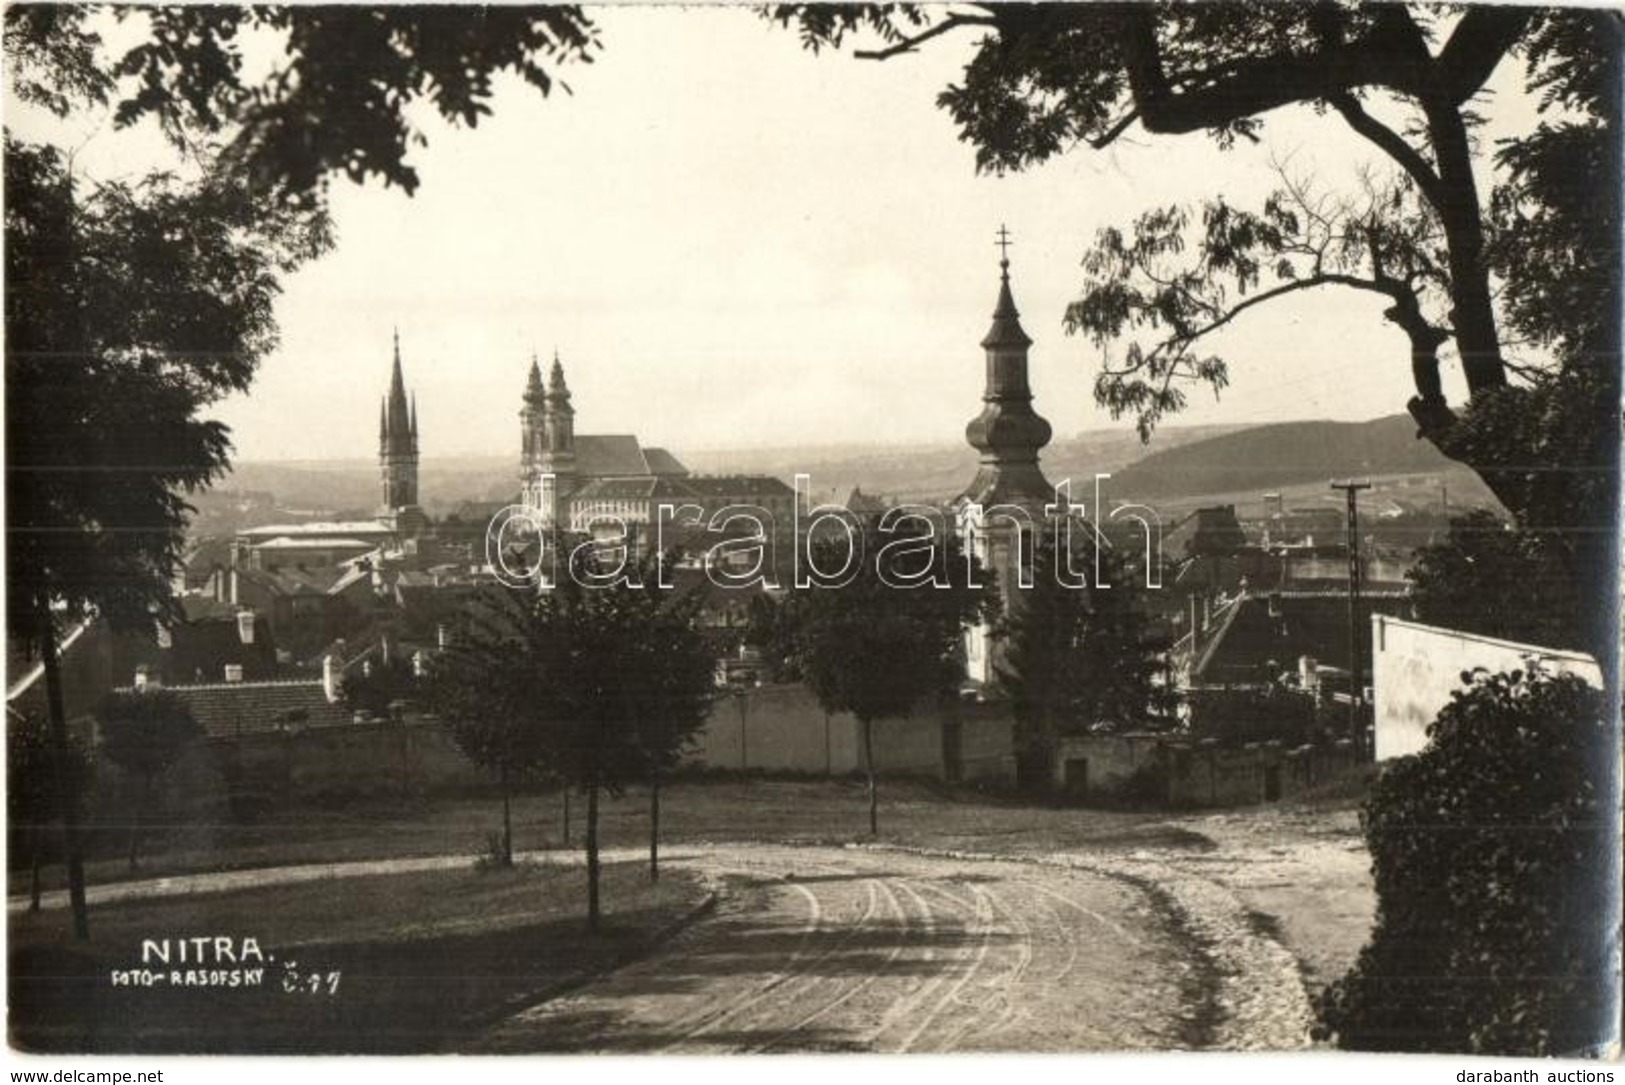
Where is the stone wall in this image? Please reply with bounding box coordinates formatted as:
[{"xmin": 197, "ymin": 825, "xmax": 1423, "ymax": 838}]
[
  {"xmin": 1053, "ymin": 733, "xmax": 1364, "ymax": 809},
  {"xmin": 687, "ymin": 683, "xmax": 1016, "ymax": 782},
  {"xmin": 1371, "ymin": 615, "xmax": 1602, "ymax": 761}
]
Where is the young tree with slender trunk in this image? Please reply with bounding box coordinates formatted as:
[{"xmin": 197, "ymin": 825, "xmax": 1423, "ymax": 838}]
[
  {"xmin": 998, "ymin": 538, "xmax": 1176, "ymax": 786},
  {"xmin": 5, "ymin": 138, "xmax": 329, "ymax": 937},
  {"xmin": 96, "ymin": 690, "xmax": 204, "ymax": 871},
  {"xmin": 7, "ymin": 711, "xmax": 92, "ymax": 913},
  {"xmin": 431, "ymin": 548, "xmax": 717, "ymax": 929},
  {"xmin": 790, "ymin": 517, "xmax": 992, "ymax": 836},
  {"xmin": 427, "ymin": 597, "xmax": 552, "ymax": 869}
]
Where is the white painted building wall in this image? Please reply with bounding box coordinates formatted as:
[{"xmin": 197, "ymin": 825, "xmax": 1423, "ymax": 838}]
[{"xmin": 1371, "ymin": 615, "xmax": 1602, "ymax": 761}]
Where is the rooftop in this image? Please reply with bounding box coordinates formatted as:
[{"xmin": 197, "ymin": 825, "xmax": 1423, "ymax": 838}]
[
  {"xmin": 115, "ymin": 679, "xmax": 352, "ymax": 739},
  {"xmin": 237, "ymin": 520, "xmax": 396, "ymax": 539}
]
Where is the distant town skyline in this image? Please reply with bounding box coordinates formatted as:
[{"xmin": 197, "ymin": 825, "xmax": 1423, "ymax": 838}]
[{"xmin": 10, "ymin": 7, "xmax": 1541, "ymax": 463}]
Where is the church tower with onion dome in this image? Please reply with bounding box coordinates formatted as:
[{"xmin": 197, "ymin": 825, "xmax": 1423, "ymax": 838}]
[{"xmin": 956, "ymin": 229, "xmax": 1057, "ymax": 686}]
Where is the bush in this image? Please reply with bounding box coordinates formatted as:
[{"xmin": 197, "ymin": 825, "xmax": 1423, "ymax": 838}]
[{"xmin": 1315, "ymin": 667, "xmax": 1613, "ymax": 1054}]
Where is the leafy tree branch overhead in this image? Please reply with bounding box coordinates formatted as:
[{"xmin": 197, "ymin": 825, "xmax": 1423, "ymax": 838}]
[
  {"xmin": 4, "ymin": 5, "xmax": 602, "ymax": 210},
  {"xmin": 770, "ymin": 2, "xmax": 1620, "ymax": 656}
]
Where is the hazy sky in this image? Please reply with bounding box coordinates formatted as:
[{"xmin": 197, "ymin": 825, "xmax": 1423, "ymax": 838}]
[{"xmin": 13, "ymin": 6, "xmax": 1539, "ymax": 463}]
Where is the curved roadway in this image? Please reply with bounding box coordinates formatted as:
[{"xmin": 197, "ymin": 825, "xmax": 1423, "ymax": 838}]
[{"xmin": 478, "ymin": 843, "xmax": 1306, "ymax": 1053}]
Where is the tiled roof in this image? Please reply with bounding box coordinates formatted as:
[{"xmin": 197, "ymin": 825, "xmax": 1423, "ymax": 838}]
[
  {"xmin": 642, "ymin": 447, "xmax": 690, "ymax": 477},
  {"xmin": 254, "ymin": 537, "xmax": 375, "ymax": 550},
  {"xmin": 572, "ymin": 477, "xmax": 700, "ymax": 501},
  {"xmin": 237, "ymin": 520, "xmax": 396, "ymax": 539},
  {"xmin": 805, "ymin": 485, "xmax": 888, "ymax": 514},
  {"xmin": 1188, "ymin": 590, "xmax": 1412, "ymax": 685},
  {"xmin": 682, "ymin": 475, "xmax": 795, "ymax": 500},
  {"xmin": 327, "ymin": 565, "xmax": 375, "ymax": 596},
  {"xmin": 236, "ymin": 566, "xmax": 344, "ymax": 596},
  {"xmin": 182, "ymin": 537, "xmax": 235, "ymax": 579},
  {"xmin": 180, "ymin": 596, "xmax": 238, "ymax": 622},
  {"xmin": 574, "ymin": 435, "xmax": 652, "ymax": 477},
  {"xmin": 117, "ymin": 680, "xmax": 353, "ymax": 739},
  {"xmin": 1166, "ymin": 506, "xmax": 1248, "ymax": 559}
]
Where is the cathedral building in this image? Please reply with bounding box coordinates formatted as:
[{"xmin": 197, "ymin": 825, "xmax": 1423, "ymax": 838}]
[
  {"xmin": 378, "ymin": 331, "xmax": 427, "ymax": 537},
  {"xmin": 517, "ymin": 351, "xmax": 794, "ymax": 565},
  {"xmin": 519, "ymin": 351, "xmax": 692, "ymax": 541},
  {"xmin": 955, "ymin": 237, "xmax": 1057, "ymax": 686}
]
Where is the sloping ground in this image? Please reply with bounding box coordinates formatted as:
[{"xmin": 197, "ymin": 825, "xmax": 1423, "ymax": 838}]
[
  {"xmin": 477, "ymin": 845, "xmax": 1227, "ymax": 1053},
  {"xmin": 1109, "ymin": 415, "xmax": 1453, "ymax": 499},
  {"xmin": 1152, "ymin": 805, "xmax": 1374, "ymax": 994}
]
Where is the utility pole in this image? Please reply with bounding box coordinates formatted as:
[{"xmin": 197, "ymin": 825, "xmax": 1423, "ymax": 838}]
[{"xmin": 1331, "ymin": 481, "xmax": 1372, "ymax": 756}]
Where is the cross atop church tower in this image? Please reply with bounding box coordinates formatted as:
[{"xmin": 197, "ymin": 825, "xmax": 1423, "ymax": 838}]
[{"xmin": 996, "ymin": 224, "xmax": 1013, "ymax": 268}]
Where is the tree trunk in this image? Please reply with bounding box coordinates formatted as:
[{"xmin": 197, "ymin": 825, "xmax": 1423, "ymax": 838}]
[
  {"xmin": 500, "ymin": 770, "xmax": 514, "ymax": 867},
  {"xmin": 1423, "ymin": 97, "xmax": 1505, "ymax": 397},
  {"xmin": 586, "ymin": 782, "xmax": 601, "ymax": 932},
  {"xmin": 824, "ymin": 712, "xmax": 832, "ymax": 775},
  {"xmin": 29, "ymin": 824, "xmax": 42, "ymax": 913},
  {"xmin": 649, "ymin": 771, "xmax": 660, "ymax": 883},
  {"xmin": 863, "ymin": 717, "xmax": 877, "ymax": 837},
  {"xmin": 127, "ymin": 776, "xmax": 143, "ymax": 872},
  {"xmin": 41, "ymin": 616, "xmax": 89, "ymax": 940}
]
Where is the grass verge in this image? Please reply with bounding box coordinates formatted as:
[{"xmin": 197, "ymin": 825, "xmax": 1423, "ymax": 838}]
[{"xmin": 9, "ymin": 859, "xmax": 709, "ymax": 1054}]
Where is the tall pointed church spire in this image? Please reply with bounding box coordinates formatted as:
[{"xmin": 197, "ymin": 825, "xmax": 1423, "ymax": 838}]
[
  {"xmin": 548, "ymin": 348, "xmax": 570, "ymax": 399},
  {"xmin": 982, "ymin": 225, "xmax": 1033, "ymax": 350},
  {"xmin": 524, "ymin": 351, "xmax": 546, "ymax": 405},
  {"xmin": 380, "ymin": 330, "xmax": 421, "ymax": 514},
  {"xmin": 960, "ymin": 227, "xmax": 1052, "ymax": 507}
]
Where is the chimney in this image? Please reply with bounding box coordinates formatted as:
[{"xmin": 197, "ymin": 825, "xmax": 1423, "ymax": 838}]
[
  {"xmin": 236, "ymin": 609, "xmax": 256, "ymax": 645},
  {"xmin": 412, "ymin": 650, "xmax": 427, "ymax": 678},
  {"xmin": 322, "ymin": 654, "xmax": 342, "ymax": 704},
  {"xmin": 224, "ymin": 663, "xmax": 244, "ymax": 683},
  {"xmin": 1299, "ymin": 655, "xmax": 1319, "ymax": 690},
  {"xmin": 134, "ymin": 665, "xmax": 150, "ymax": 691},
  {"xmin": 436, "ymin": 623, "xmax": 450, "ymax": 649},
  {"xmin": 1268, "ymin": 592, "xmax": 1282, "ymax": 618}
]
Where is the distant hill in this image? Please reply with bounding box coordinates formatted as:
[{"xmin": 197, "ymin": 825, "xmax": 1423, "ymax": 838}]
[
  {"xmin": 200, "ymin": 414, "xmax": 1497, "ymax": 535},
  {"xmin": 1105, "ymin": 415, "xmax": 1458, "ymax": 500},
  {"xmin": 684, "ymin": 423, "xmax": 1243, "ymax": 502},
  {"xmin": 211, "ymin": 424, "xmax": 1243, "ymax": 517}
]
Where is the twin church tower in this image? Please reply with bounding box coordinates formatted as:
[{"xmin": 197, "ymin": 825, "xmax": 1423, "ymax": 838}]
[
  {"xmin": 374, "ymin": 335, "xmax": 581, "ymax": 534},
  {"xmin": 376, "ymin": 231, "xmax": 1054, "ymax": 568}
]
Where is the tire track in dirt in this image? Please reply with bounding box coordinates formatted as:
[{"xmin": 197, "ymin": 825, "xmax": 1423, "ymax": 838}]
[{"xmin": 474, "ymin": 844, "xmax": 1205, "ymax": 1053}]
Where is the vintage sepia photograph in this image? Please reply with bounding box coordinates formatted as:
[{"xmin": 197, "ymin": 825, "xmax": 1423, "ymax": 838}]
[{"xmin": 4, "ymin": 0, "xmax": 1620, "ymax": 1068}]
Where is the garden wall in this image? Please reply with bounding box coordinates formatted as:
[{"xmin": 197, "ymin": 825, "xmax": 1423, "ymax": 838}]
[{"xmin": 1052, "ymin": 733, "xmax": 1364, "ymax": 808}]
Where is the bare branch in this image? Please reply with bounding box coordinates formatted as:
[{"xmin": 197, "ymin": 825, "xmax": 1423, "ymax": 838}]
[
  {"xmin": 1086, "ymin": 111, "xmax": 1140, "ymax": 150},
  {"xmin": 1329, "ymin": 92, "xmax": 1446, "ymax": 210},
  {"xmin": 1178, "ymin": 272, "xmax": 1399, "ymax": 345},
  {"xmin": 853, "ymin": 14, "xmax": 995, "ymax": 61}
]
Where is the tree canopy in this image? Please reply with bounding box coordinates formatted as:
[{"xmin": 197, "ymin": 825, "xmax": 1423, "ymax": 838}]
[
  {"xmin": 5, "ymin": 137, "xmax": 330, "ymax": 650},
  {"xmin": 998, "ymin": 537, "xmax": 1175, "ymax": 784},
  {"xmin": 96, "ymin": 688, "xmax": 204, "ymax": 869},
  {"xmin": 1315, "ymin": 667, "xmax": 1612, "ymax": 1053},
  {"xmin": 1407, "ymin": 510, "xmax": 1583, "ymax": 652},
  {"xmin": 771, "ymin": 1, "xmax": 1620, "ymax": 662},
  {"xmin": 789, "ymin": 517, "xmax": 993, "ymax": 832},
  {"xmin": 431, "ymin": 556, "xmax": 718, "ymax": 921},
  {"xmin": 4, "ymin": 5, "xmax": 601, "ymax": 211}
]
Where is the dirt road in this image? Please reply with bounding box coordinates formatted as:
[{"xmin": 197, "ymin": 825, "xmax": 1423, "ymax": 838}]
[{"xmin": 476, "ymin": 843, "xmax": 1316, "ymax": 1053}]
